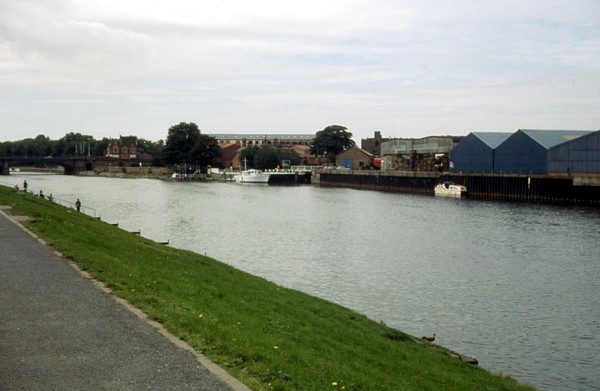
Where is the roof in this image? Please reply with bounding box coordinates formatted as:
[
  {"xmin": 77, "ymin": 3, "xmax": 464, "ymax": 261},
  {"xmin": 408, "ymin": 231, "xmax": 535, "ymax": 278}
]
[
  {"xmin": 470, "ymin": 132, "xmax": 512, "ymax": 149},
  {"xmin": 339, "ymin": 146, "xmax": 374, "ymax": 157},
  {"xmin": 518, "ymin": 129, "xmax": 593, "ymax": 149},
  {"xmin": 548, "ymin": 129, "xmax": 600, "ymax": 149},
  {"xmin": 218, "ymin": 143, "xmax": 240, "ymax": 150}
]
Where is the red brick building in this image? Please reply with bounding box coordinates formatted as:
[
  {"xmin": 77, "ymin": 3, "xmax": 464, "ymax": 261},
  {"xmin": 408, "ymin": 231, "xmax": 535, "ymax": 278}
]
[
  {"xmin": 335, "ymin": 147, "xmax": 374, "ymax": 170},
  {"xmin": 106, "ymin": 136, "xmax": 139, "ymax": 160}
]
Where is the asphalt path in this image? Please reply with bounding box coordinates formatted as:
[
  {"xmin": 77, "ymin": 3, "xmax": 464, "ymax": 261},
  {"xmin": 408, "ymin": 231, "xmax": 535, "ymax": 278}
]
[{"xmin": 0, "ymin": 208, "xmax": 250, "ymax": 391}]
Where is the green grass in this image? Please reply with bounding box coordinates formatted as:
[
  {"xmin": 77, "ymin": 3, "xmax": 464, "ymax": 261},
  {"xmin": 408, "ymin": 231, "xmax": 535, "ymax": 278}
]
[{"xmin": 0, "ymin": 185, "xmax": 535, "ymax": 391}]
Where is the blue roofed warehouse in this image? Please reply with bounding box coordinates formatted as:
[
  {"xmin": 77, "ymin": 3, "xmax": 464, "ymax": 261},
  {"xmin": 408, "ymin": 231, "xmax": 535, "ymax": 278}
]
[
  {"xmin": 548, "ymin": 130, "xmax": 600, "ymax": 177},
  {"xmin": 449, "ymin": 132, "xmax": 511, "ymax": 173},
  {"xmin": 494, "ymin": 129, "xmax": 592, "ymax": 175}
]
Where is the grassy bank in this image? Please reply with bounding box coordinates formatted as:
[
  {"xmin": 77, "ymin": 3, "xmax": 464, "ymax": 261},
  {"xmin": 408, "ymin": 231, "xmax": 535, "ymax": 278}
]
[{"xmin": 0, "ymin": 185, "xmax": 534, "ymax": 391}]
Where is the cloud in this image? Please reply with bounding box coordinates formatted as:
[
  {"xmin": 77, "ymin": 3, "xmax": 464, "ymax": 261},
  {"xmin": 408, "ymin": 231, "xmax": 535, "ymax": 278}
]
[
  {"xmin": 1, "ymin": 0, "xmax": 154, "ymax": 84},
  {"xmin": 1, "ymin": 0, "xmax": 599, "ymax": 141}
]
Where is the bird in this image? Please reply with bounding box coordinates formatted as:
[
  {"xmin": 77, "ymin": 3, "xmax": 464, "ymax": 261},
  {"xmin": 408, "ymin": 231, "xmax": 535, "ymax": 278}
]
[{"xmin": 421, "ymin": 333, "xmax": 436, "ymax": 342}]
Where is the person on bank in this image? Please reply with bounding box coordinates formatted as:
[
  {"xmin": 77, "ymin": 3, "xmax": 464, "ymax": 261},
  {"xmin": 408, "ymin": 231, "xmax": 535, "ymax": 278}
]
[
  {"xmin": 23, "ymin": 180, "xmax": 28, "ymax": 191},
  {"xmin": 75, "ymin": 198, "xmax": 81, "ymax": 212}
]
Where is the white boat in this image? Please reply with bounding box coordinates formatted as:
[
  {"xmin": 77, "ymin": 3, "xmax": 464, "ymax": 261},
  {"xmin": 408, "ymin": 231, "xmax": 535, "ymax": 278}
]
[
  {"xmin": 434, "ymin": 181, "xmax": 467, "ymax": 197},
  {"xmin": 233, "ymin": 169, "xmax": 271, "ymax": 184}
]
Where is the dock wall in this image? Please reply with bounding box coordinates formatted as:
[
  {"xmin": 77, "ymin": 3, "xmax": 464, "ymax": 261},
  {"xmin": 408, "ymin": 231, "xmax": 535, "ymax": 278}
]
[
  {"xmin": 317, "ymin": 170, "xmax": 600, "ymax": 204},
  {"xmin": 268, "ymin": 172, "xmax": 312, "ymax": 185}
]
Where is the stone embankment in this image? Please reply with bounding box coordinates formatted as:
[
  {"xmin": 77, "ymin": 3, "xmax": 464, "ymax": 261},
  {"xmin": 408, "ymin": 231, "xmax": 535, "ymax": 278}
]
[{"xmin": 78, "ymin": 165, "xmax": 173, "ymax": 180}]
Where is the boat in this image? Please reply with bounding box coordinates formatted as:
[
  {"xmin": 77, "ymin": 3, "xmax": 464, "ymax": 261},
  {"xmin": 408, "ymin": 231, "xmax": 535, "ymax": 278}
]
[
  {"xmin": 434, "ymin": 181, "xmax": 467, "ymax": 197},
  {"xmin": 233, "ymin": 169, "xmax": 271, "ymax": 184}
]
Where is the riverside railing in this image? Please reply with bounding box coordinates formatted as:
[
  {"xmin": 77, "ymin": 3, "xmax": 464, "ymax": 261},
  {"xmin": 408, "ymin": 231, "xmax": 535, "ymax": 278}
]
[{"xmin": 46, "ymin": 195, "xmax": 97, "ymax": 218}]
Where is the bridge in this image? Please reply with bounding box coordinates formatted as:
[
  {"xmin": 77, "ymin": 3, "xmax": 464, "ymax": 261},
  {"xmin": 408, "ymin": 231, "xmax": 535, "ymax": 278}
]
[{"xmin": 0, "ymin": 156, "xmax": 112, "ymax": 176}]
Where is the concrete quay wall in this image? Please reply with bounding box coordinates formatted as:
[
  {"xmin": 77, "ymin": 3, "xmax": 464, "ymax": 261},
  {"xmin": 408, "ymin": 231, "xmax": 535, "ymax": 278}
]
[{"xmin": 316, "ymin": 170, "xmax": 600, "ymax": 204}]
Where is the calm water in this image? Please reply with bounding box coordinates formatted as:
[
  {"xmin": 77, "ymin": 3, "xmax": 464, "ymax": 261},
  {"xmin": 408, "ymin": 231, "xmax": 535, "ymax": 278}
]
[{"xmin": 3, "ymin": 175, "xmax": 599, "ymax": 390}]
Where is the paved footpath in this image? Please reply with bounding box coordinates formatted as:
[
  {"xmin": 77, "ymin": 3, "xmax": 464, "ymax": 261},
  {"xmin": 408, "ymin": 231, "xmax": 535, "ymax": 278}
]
[{"xmin": 0, "ymin": 209, "xmax": 251, "ymax": 391}]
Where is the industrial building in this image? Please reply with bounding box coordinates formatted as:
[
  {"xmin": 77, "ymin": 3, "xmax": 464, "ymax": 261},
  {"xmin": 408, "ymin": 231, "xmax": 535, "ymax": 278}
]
[
  {"xmin": 494, "ymin": 129, "xmax": 592, "ymax": 175},
  {"xmin": 380, "ymin": 136, "xmax": 462, "ymax": 172},
  {"xmin": 448, "ymin": 132, "xmax": 511, "ymax": 173},
  {"xmin": 548, "ymin": 130, "xmax": 600, "ymax": 177},
  {"xmin": 211, "ymin": 134, "xmax": 313, "ymax": 147},
  {"xmin": 360, "ymin": 131, "xmax": 394, "ymax": 157}
]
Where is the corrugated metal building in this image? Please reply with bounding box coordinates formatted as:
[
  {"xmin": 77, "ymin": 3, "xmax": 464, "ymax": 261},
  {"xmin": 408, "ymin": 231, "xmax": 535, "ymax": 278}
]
[
  {"xmin": 449, "ymin": 132, "xmax": 511, "ymax": 173},
  {"xmin": 494, "ymin": 129, "xmax": 592, "ymax": 175},
  {"xmin": 548, "ymin": 130, "xmax": 600, "ymax": 176}
]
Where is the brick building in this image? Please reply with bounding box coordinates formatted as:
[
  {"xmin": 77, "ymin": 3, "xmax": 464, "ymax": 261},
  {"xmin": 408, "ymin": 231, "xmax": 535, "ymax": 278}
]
[
  {"xmin": 335, "ymin": 147, "xmax": 374, "ymax": 170},
  {"xmin": 361, "ymin": 131, "xmax": 393, "ymax": 156},
  {"xmin": 106, "ymin": 136, "xmax": 139, "ymax": 160},
  {"xmin": 211, "ymin": 134, "xmax": 314, "ymax": 148}
]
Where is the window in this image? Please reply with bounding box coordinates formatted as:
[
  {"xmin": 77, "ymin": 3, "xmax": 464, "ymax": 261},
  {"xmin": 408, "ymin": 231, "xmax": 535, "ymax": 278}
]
[{"xmin": 122, "ymin": 147, "xmax": 128, "ymax": 153}]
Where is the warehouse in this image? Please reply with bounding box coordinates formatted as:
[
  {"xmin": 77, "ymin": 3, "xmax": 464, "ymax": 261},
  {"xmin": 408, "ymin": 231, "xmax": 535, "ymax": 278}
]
[
  {"xmin": 494, "ymin": 129, "xmax": 592, "ymax": 175},
  {"xmin": 449, "ymin": 132, "xmax": 511, "ymax": 173},
  {"xmin": 548, "ymin": 130, "xmax": 600, "ymax": 177}
]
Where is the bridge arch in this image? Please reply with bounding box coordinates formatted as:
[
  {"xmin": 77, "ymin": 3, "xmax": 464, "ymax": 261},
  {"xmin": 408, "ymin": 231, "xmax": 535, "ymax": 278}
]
[{"xmin": 0, "ymin": 156, "xmax": 96, "ymax": 176}]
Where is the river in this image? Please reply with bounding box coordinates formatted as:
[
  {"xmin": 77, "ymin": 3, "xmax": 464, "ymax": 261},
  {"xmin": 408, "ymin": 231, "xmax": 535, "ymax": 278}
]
[{"xmin": 2, "ymin": 174, "xmax": 599, "ymax": 391}]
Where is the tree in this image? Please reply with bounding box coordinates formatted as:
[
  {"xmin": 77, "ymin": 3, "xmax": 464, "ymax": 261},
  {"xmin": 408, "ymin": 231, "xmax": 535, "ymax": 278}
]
[
  {"xmin": 138, "ymin": 138, "xmax": 165, "ymax": 166},
  {"xmin": 238, "ymin": 146, "xmax": 302, "ymax": 170},
  {"xmin": 254, "ymin": 146, "xmax": 280, "ymax": 170},
  {"xmin": 163, "ymin": 122, "xmax": 220, "ymax": 169},
  {"xmin": 310, "ymin": 125, "xmax": 355, "ymax": 163},
  {"xmin": 94, "ymin": 137, "xmax": 110, "ymax": 157},
  {"xmin": 32, "ymin": 134, "xmax": 54, "ymax": 156},
  {"xmin": 238, "ymin": 146, "xmax": 261, "ymax": 169},
  {"xmin": 191, "ymin": 134, "xmax": 221, "ymax": 168},
  {"xmin": 53, "ymin": 132, "xmax": 95, "ymax": 156},
  {"xmin": 163, "ymin": 122, "xmax": 200, "ymax": 165},
  {"xmin": 279, "ymin": 148, "xmax": 302, "ymax": 167}
]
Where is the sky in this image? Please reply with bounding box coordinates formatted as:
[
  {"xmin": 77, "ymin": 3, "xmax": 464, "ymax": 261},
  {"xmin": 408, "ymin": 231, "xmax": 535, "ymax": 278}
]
[{"xmin": 1, "ymin": 0, "xmax": 599, "ymax": 143}]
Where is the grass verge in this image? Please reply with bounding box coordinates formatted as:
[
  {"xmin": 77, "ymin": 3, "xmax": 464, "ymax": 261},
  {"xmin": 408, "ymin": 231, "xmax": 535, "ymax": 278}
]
[{"xmin": 0, "ymin": 185, "xmax": 534, "ymax": 391}]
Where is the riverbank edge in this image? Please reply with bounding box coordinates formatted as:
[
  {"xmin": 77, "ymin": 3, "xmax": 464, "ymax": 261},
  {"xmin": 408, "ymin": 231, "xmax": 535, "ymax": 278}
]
[
  {"xmin": 0, "ymin": 185, "xmax": 535, "ymax": 391},
  {"xmin": 0, "ymin": 205, "xmax": 251, "ymax": 391}
]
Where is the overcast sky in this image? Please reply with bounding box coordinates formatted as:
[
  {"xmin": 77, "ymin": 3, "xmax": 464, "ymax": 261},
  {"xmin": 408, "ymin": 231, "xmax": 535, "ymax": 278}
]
[{"xmin": 1, "ymin": 0, "xmax": 599, "ymax": 143}]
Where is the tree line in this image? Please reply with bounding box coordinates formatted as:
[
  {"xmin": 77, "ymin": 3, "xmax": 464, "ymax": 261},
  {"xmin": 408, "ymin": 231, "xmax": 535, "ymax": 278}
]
[
  {"xmin": 1, "ymin": 123, "xmax": 355, "ymax": 170},
  {"xmin": 0, "ymin": 132, "xmax": 165, "ymax": 165}
]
